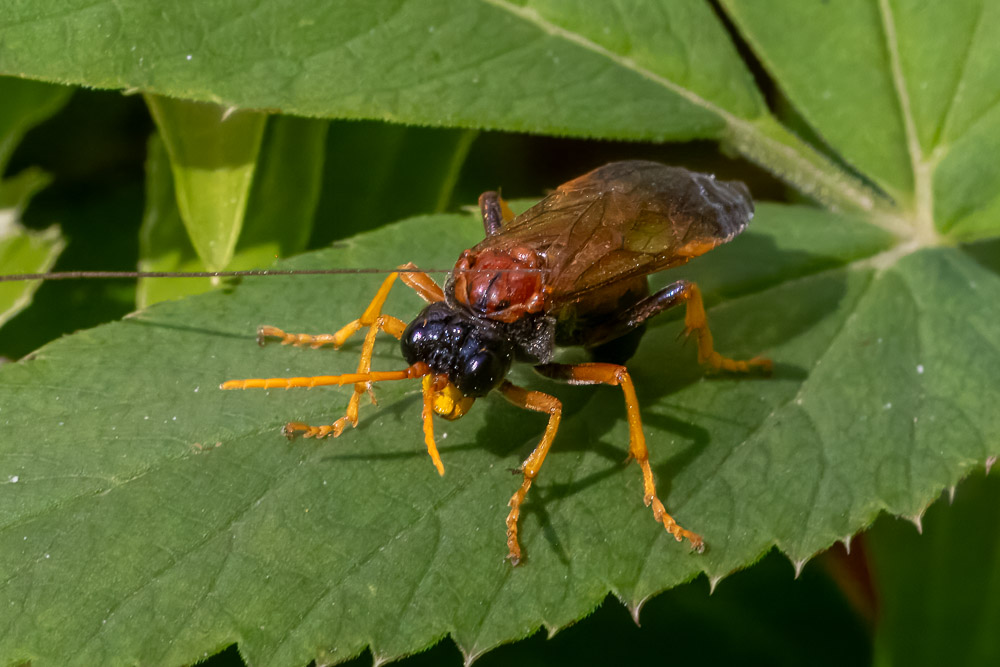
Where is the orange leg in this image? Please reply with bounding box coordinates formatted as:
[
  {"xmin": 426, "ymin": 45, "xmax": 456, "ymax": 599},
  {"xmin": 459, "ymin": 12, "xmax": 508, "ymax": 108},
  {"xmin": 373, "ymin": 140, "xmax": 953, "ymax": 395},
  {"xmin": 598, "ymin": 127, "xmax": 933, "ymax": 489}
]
[
  {"xmin": 327, "ymin": 264, "xmax": 445, "ymax": 436},
  {"xmin": 240, "ymin": 265, "xmax": 444, "ymax": 438},
  {"xmin": 222, "ymin": 363, "xmax": 431, "ymax": 437},
  {"xmin": 420, "ymin": 376, "xmax": 446, "ymax": 476},
  {"xmin": 534, "ymin": 362, "xmax": 705, "ymax": 553},
  {"xmin": 498, "ymin": 381, "xmax": 562, "ymax": 565},
  {"xmin": 221, "ymin": 364, "xmax": 429, "ymax": 390},
  {"xmin": 679, "ymin": 283, "xmax": 771, "ymax": 373},
  {"xmin": 397, "ymin": 262, "xmax": 445, "ymax": 303}
]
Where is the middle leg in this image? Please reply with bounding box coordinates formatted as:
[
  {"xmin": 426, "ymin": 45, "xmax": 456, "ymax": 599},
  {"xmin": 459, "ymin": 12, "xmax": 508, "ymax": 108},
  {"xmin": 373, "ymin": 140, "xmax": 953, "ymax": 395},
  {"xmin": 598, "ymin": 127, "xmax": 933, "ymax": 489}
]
[
  {"xmin": 583, "ymin": 279, "xmax": 771, "ymax": 373},
  {"xmin": 534, "ymin": 362, "xmax": 705, "ymax": 552}
]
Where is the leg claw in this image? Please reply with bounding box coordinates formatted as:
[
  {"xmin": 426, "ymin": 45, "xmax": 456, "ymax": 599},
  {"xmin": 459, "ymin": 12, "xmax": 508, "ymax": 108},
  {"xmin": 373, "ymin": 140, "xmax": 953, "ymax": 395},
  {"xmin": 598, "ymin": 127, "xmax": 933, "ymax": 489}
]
[
  {"xmin": 650, "ymin": 496, "xmax": 704, "ymax": 552},
  {"xmin": 257, "ymin": 325, "xmax": 283, "ymax": 347}
]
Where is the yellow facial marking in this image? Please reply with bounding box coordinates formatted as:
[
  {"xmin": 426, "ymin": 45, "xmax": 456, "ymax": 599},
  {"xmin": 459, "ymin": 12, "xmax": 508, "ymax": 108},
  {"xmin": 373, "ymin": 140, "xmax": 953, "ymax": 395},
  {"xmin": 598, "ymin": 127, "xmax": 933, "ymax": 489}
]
[{"xmin": 432, "ymin": 382, "xmax": 475, "ymax": 421}]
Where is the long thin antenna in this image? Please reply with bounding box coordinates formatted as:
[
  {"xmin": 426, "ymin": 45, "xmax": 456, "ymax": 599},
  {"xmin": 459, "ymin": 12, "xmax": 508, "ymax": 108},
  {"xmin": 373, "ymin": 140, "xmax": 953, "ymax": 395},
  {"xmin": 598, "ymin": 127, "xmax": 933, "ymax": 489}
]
[
  {"xmin": 0, "ymin": 266, "xmax": 545, "ymax": 283},
  {"xmin": 0, "ymin": 268, "xmax": 452, "ymax": 282}
]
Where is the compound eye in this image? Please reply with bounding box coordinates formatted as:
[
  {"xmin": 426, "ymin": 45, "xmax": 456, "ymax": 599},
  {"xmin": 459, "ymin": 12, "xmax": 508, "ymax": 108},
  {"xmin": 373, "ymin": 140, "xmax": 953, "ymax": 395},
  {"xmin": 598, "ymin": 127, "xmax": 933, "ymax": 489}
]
[
  {"xmin": 400, "ymin": 303, "xmax": 451, "ymax": 366},
  {"xmin": 455, "ymin": 348, "xmax": 511, "ymax": 397}
]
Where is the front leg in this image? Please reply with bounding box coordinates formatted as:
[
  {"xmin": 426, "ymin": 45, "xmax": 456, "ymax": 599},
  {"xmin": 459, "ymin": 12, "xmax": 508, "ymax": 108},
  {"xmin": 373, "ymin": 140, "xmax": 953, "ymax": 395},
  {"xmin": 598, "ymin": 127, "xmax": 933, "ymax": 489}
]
[
  {"xmin": 498, "ymin": 381, "xmax": 562, "ymax": 565},
  {"xmin": 252, "ymin": 264, "xmax": 445, "ymax": 438}
]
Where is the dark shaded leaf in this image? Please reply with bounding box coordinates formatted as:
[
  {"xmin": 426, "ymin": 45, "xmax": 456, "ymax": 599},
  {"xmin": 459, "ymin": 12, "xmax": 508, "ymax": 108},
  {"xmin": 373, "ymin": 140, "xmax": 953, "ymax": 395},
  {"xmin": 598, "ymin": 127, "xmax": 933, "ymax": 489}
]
[{"xmin": 869, "ymin": 470, "xmax": 1000, "ymax": 667}]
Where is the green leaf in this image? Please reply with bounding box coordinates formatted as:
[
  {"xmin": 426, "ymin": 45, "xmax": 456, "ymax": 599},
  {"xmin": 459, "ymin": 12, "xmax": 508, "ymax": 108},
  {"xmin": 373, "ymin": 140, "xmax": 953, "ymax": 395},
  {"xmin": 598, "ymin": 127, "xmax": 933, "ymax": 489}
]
[
  {"xmin": 0, "ymin": 0, "xmax": 874, "ymax": 212},
  {"xmin": 0, "ymin": 226, "xmax": 61, "ymax": 331},
  {"xmin": 135, "ymin": 134, "xmax": 211, "ymax": 305},
  {"xmin": 137, "ymin": 115, "xmax": 327, "ymax": 306},
  {"xmin": 722, "ymin": 0, "xmax": 913, "ymax": 201},
  {"xmin": 0, "ymin": 0, "xmax": 750, "ymax": 138},
  {"xmin": 145, "ymin": 95, "xmax": 267, "ymax": 272},
  {"xmin": 236, "ymin": 115, "xmax": 327, "ymax": 258},
  {"xmin": 315, "ymin": 121, "xmax": 477, "ymax": 243},
  {"xmin": 724, "ymin": 0, "xmax": 1000, "ymax": 242},
  {"xmin": 869, "ymin": 470, "xmax": 1000, "ymax": 667},
  {"xmin": 0, "ymin": 76, "xmax": 71, "ymax": 332},
  {"xmin": 3, "ymin": 2, "xmax": 1000, "ymax": 664},
  {"xmin": 0, "ymin": 222, "xmax": 62, "ymax": 330},
  {"xmin": 3, "ymin": 201, "xmax": 997, "ymax": 664},
  {"xmin": 0, "ymin": 170, "xmax": 64, "ymax": 328}
]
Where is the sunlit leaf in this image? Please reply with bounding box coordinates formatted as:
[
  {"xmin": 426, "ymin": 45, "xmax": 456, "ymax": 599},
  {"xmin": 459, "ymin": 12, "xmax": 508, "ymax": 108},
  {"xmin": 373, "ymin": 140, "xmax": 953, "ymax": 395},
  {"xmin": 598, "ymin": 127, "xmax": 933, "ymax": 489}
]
[
  {"xmin": 0, "ymin": 0, "xmax": 873, "ymax": 212},
  {"xmin": 137, "ymin": 116, "xmax": 327, "ymax": 306},
  {"xmin": 145, "ymin": 95, "xmax": 267, "ymax": 272},
  {"xmin": 0, "ymin": 182, "xmax": 59, "ymax": 341},
  {"xmin": 0, "ymin": 77, "xmax": 71, "ymax": 332}
]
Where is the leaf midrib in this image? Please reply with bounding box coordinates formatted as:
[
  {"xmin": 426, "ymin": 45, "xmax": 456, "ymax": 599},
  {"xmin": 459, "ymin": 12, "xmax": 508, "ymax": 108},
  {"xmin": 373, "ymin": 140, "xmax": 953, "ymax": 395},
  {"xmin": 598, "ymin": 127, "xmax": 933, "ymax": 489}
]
[{"xmin": 878, "ymin": 0, "xmax": 936, "ymax": 244}]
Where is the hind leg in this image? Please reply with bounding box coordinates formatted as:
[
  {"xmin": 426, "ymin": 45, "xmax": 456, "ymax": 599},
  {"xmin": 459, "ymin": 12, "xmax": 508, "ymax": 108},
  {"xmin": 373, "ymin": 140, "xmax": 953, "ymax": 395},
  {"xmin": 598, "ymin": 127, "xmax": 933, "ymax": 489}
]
[
  {"xmin": 584, "ymin": 280, "xmax": 770, "ymax": 373},
  {"xmin": 478, "ymin": 191, "xmax": 516, "ymax": 236}
]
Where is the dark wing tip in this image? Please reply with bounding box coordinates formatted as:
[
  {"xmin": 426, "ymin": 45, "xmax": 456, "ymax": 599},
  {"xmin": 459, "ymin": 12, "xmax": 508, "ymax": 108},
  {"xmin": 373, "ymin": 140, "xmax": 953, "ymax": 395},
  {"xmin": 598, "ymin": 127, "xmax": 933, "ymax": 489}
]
[
  {"xmin": 587, "ymin": 162, "xmax": 755, "ymax": 243},
  {"xmin": 683, "ymin": 172, "xmax": 755, "ymax": 243}
]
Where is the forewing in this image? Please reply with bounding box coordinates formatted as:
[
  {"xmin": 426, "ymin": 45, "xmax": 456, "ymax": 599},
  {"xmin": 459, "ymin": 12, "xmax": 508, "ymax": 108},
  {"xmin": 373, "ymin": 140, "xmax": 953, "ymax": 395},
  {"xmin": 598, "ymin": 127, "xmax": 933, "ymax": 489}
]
[{"xmin": 480, "ymin": 161, "xmax": 754, "ymax": 306}]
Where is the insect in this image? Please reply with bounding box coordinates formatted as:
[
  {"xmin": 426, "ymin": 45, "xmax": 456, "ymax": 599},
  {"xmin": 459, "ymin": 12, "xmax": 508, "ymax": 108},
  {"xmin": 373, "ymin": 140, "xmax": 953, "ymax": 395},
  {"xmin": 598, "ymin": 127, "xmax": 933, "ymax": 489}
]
[{"xmin": 221, "ymin": 160, "xmax": 771, "ymax": 564}]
